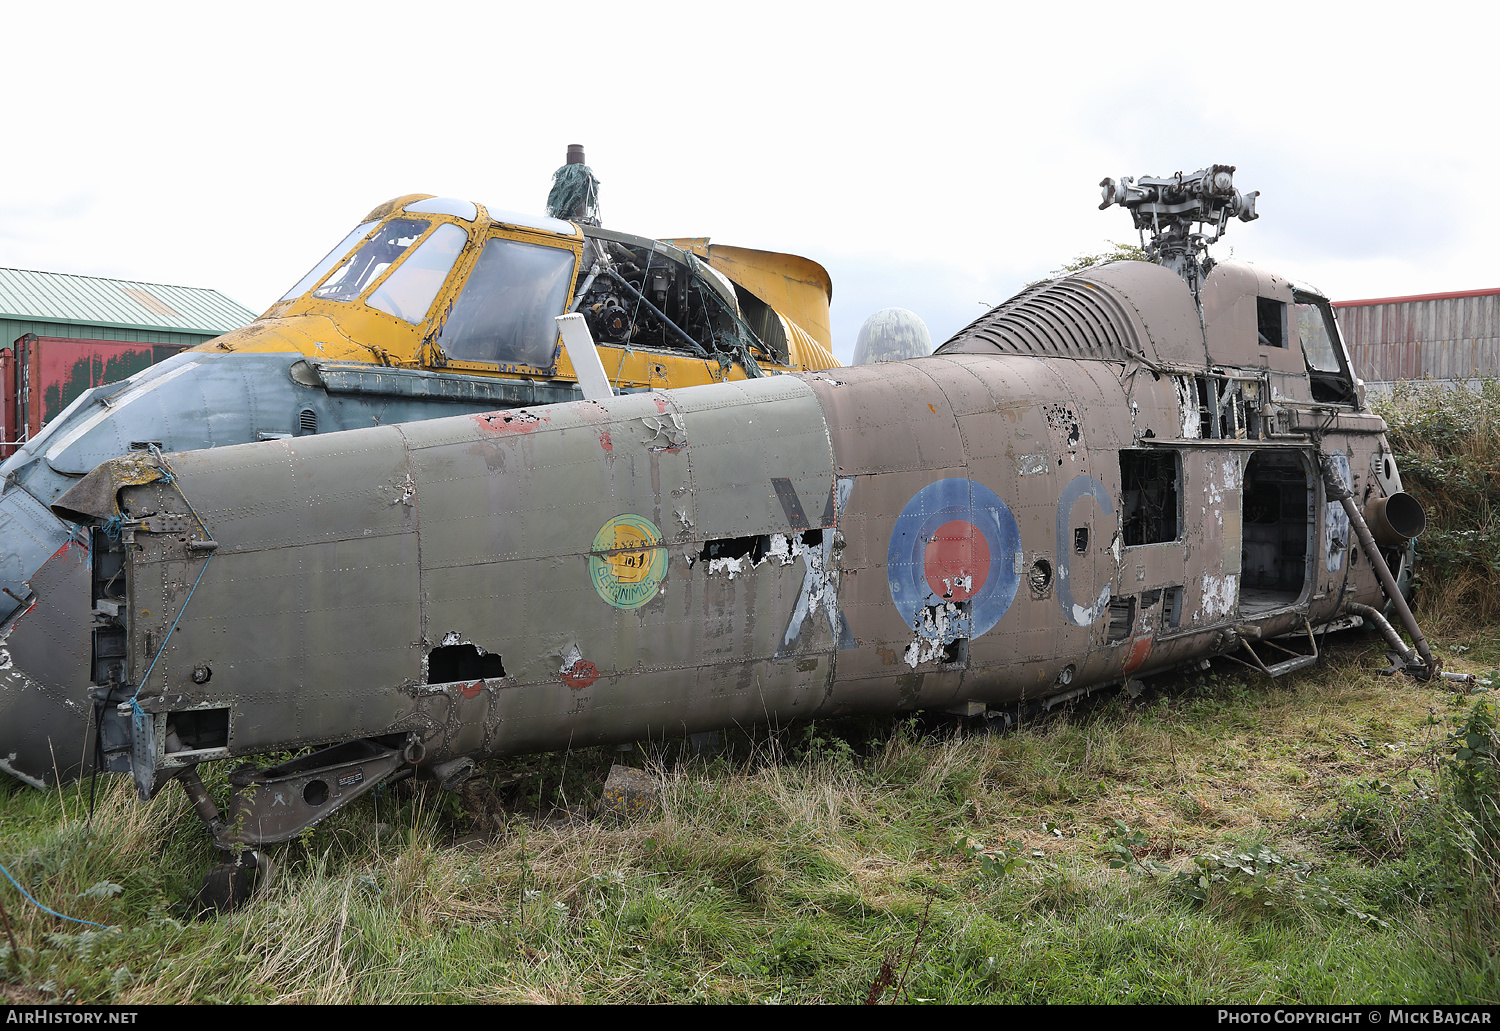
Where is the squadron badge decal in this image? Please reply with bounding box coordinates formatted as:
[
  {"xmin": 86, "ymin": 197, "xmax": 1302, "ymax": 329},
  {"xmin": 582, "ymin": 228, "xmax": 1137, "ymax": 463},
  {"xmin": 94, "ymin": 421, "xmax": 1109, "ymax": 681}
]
[
  {"xmin": 887, "ymin": 478, "xmax": 1021, "ymax": 638},
  {"xmin": 590, "ymin": 514, "xmax": 668, "ymax": 610}
]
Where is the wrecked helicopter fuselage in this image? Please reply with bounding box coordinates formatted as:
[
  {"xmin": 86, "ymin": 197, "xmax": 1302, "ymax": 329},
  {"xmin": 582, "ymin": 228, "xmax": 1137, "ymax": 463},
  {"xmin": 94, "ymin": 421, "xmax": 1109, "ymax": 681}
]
[{"xmin": 61, "ymin": 171, "xmax": 1438, "ymax": 886}]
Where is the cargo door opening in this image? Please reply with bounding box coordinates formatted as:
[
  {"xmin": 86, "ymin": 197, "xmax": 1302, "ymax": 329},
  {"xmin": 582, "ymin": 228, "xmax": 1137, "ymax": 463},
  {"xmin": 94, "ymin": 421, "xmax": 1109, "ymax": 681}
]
[{"xmin": 1240, "ymin": 452, "xmax": 1312, "ymax": 616}]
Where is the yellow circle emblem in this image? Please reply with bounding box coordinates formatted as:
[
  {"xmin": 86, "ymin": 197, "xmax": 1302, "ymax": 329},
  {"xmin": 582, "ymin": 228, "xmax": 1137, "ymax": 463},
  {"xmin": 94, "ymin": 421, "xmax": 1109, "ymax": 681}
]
[{"xmin": 589, "ymin": 514, "xmax": 668, "ymax": 610}]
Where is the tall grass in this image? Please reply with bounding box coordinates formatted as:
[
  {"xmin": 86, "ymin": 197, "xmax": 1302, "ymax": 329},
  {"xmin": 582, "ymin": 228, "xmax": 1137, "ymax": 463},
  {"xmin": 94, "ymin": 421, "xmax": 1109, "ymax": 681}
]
[{"xmin": 3, "ymin": 653, "xmax": 1497, "ymax": 1003}]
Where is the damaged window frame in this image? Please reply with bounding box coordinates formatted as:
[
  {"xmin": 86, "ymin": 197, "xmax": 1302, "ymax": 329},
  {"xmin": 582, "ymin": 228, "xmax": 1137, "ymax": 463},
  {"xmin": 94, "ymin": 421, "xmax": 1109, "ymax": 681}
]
[
  {"xmin": 1293, "ymin": 289, "xmax": 1358, "ymax": 405},
  {"xmin": 1119, "ymin": 449, "xmax": 1182, "ymax": 547}
]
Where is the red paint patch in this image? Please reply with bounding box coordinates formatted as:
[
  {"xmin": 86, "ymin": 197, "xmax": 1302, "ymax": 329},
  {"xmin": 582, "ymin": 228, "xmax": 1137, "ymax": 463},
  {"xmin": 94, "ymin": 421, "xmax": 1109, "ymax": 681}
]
[
  {"xmin": 46, "ymin": 539, "xmax": 82, "ymax": 563},
  {"xmin": 460, "ymin": 680, "xmax": 484, "ymax": 698},
  {"xmin": 653, "ymin": 396, "xmax": 669, "ymax": 413},
  {"xmin": 561, "ymin": 659, "xmax": 599, "ymax": 689},
  {"xmin": 922, "ymin": 519, "xmax": 989, "ymax": 602},
  {"xmin": 599, "ymin": 430, "xmax": 613, "ymax": 452},
  {"xmin": 1122, "ymin": 635, "xmax": 1154, "ymax": 675}
]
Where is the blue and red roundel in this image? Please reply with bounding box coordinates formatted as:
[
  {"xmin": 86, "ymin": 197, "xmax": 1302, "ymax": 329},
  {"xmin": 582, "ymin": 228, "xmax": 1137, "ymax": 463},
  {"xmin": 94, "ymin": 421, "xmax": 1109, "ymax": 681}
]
[{"xmin": 887, "ymin": 478, "xmax": 1021, "ymax": 637}]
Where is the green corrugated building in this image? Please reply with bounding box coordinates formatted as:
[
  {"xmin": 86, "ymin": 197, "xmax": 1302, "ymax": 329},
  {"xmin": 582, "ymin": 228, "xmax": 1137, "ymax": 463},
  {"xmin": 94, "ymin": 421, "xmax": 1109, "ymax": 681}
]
[{"xmin": 0, "ymin": 267, "xmax": 257, "ymax": 440}]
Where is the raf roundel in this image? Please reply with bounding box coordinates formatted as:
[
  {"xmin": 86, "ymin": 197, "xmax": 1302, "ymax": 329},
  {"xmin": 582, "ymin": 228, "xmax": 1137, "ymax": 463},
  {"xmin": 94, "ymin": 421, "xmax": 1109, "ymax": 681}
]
[{"xmin": 887, "ymin": 478, "xmax": 1021, "ymax": 637}]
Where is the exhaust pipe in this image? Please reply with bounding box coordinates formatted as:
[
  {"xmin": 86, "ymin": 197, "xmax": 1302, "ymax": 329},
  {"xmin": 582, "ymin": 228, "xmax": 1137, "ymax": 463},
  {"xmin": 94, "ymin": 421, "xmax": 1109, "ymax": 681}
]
[{"xmin": 1364, "ymin": 492, "xmax": 1426, "ymax": 548}]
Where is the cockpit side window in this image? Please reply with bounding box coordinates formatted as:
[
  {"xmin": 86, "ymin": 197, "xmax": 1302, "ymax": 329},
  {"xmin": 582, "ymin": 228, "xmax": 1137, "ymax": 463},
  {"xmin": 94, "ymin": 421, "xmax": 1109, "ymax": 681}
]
[
  {"xmin": 1294, "ymin": 293, "xmax": 1356, "ymax": 403},
  {"xmin": 279, "ymin": 220, "xmax": 378, "ymax": 301},
  {"xmin": 1257, "ymin": 297, "xmax": 1287, "ymax": 348},
  {"xmin": 313, "ymin": 218, "xmax": 431, "ymax": 302},
  {"xmin": 437, "ymin": 236, "xmax": 577, "ymax": 370},
  {"xmin": 366, "ymin": 223, "xmax": 468, "ymax": 324}
]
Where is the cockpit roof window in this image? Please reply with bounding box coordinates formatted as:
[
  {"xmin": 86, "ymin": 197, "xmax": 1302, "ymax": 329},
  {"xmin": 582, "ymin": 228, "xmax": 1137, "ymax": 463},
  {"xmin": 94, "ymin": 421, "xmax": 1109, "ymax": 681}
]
[
  {"xmin": 313, "ymin": 218, "xmax": 431, "ymax": 303},
  {"xmin": 486, "ymin": 207, "xmax": 578, "ymax": 236},
  {"xmin": 279, "ymin": 220, "xmax": 378, "ymax": 301},
  {"xmin": 366, "ymin": 223, "xmax": 468, "ymax": 324},
  {"xmin": 405, "ymin": 197, "xmax": 478, "ymax": 222}
]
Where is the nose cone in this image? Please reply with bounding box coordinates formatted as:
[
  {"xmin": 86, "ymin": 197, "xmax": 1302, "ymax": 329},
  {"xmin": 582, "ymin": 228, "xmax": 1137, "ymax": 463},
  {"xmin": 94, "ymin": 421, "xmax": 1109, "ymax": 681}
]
[{"xmin": 0, "ymin": 530, "xmax": 95, "ymax": 786}]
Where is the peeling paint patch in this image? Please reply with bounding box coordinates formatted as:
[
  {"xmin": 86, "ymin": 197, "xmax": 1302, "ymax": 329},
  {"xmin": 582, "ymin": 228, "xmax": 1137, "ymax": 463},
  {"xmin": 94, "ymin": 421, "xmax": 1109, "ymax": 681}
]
[
  {"xmin": 904, "ymin": 601, "xmax": 968, "ymax": 668},
  {"xmin": 598, "ymin": 430, "xmax": 613, "ymax": 452},
  {"xmin": 780, "ymin": 477, "xmax": 857, "ymax": 653},
  {"xmin": 1018, "ymin": 453, "xmax": 1048, "ymax": 476},
  {"xmin": 1200, "ymin": 572, "xmax": 1238, "ymax": 619},
  {"xmin": 1175, "ymin": 377, "xmax": 1201, "ymax": 439},
  {"xmin": 0, "ymin": 754, "xmax": 47, "ymax": 790},
  {"xmin": 641, "ymin": 409, "xmax": 686, "ymax": 453},
  {"xmin": 1323, "ymin": 452, "xmax": 1352, "ymax": 573},
  {"xmin": 474, "ymin": 410, "xmax": 543, "ymax": 434},
  {"xmin": 392, "ymin": 474, "xmax": 416, "ymax": 506},
  {"xmin": 559, "ymin": 644, "xmax": 600, "ymax": 689},
  {"xmin": 704, "ymin": 532, "xmax": 809, "ymax": 579}
]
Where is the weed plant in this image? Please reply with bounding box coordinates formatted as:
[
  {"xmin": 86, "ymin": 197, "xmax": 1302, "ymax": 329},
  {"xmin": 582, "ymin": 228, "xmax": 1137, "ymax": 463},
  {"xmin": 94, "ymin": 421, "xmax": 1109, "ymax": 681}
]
[{"xmin": 1374, "ymin": 379, "xmax": 1500, "ymax": 625}]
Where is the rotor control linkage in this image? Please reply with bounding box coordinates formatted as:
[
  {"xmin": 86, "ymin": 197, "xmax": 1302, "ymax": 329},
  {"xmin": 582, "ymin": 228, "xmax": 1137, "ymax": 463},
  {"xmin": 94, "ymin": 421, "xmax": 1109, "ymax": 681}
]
[{"xmin": 1099, "ymin": 165, "xmax": 1259, "ymax": 294}]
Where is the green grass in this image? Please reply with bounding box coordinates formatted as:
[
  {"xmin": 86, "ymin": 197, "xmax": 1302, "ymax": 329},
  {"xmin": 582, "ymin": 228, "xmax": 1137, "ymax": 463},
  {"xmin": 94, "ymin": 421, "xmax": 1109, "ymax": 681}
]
[{"xmin": 2, "ymin": 629, "xmax": 1497, "ymax": 1004}]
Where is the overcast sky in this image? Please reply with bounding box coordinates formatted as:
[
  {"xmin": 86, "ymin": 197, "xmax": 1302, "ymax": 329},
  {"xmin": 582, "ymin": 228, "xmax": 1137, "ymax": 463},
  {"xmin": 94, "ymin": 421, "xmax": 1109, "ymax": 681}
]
[{"xmin": 3, "ymin": 2, "xmax": 1494, "ymax": 364}]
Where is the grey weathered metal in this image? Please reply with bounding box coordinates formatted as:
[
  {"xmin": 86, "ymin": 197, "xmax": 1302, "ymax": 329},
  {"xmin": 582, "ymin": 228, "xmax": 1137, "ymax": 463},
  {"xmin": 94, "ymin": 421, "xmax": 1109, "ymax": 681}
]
[{"xmin": 1098, "ymin": 165, "xmax": 1259, "ymax": 296}]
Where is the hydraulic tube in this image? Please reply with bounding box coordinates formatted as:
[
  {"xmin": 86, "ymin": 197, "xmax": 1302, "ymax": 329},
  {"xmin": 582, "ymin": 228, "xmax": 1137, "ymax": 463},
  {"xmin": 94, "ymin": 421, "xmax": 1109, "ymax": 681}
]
[{"xmin": 1318, "ymin": 452, "xmax": 1435, "ymax": 678}]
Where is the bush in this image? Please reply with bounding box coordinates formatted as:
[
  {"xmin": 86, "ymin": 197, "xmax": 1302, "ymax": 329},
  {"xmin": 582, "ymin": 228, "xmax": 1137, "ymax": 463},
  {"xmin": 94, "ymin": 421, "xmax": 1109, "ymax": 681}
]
[{"xmin": 1375, "ymin": 379, "xmax": 1500, "ymax": 622}]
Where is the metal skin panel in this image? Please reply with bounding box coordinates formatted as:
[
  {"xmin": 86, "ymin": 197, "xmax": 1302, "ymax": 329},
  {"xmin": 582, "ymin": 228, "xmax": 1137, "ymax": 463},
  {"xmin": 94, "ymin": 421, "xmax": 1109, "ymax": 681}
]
[
  {"xmin": 810, "ymin": 362, "xmax": 968, "ymax": 476},
  {"xmin": 0, "ymin": 539, "xmax": 93, "ymax": 787},
  {"xmin": 0, "ymin": 353, "xmax": 534, "ymax": 784},
  {"xmin": 1072, "ymin": 261, "xmax": 1198, "ymax": 366},
  {"xmin": 97, "ymin": 377, "xmax": 838, "ymax": 766}
]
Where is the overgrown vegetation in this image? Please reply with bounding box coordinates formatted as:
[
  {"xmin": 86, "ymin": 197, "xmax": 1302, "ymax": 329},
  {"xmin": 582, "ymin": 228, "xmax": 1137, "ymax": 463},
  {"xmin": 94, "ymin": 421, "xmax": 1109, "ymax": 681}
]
[
  {"xmin": 1, "ymin": 384, "xmax": 1497, "ymax": 1004},
  {"xmin": 1038, "ymin": 241, "xmax": 1149, "ymax": 283},
  {"xmin": 2, "ymin": 643, "xmax": 1495, "ymax": 1004},
  {"xmin": 1375, "ymin": 378, "xmax": 1500, "ymax": 625}
]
